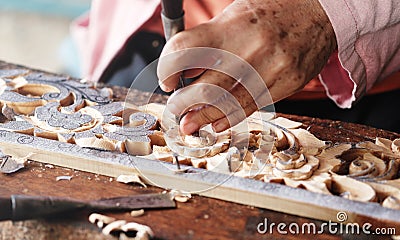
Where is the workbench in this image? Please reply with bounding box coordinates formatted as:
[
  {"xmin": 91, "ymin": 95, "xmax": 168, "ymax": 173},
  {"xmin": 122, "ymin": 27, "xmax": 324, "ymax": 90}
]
[{"xmin": 0, "ymin": 62, "xmax": 399, "ymax": 239}]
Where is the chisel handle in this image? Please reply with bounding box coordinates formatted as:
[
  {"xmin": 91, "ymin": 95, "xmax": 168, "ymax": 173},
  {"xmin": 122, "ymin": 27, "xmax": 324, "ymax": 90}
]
[
  {"xmin": 161, "ymin": 0, "xmax": 185, "ymax": 41},
  {"xmin": 0, "ymin": 195, "xmax": 86, "ymax": 221},
  {"xmin": 0, "ymin": 197, "xmax": 12, "ymax": 221}
]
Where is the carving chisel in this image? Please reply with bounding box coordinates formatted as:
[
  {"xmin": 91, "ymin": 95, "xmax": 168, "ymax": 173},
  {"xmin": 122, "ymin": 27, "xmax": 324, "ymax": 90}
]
[
  {"xmin": 161, "ymin": 0, "xmax": 187, "ymax": 92},
  {"xmin": 0, "ymin": 193, "xmax": 175, "ymax": 221},
  {"xmin": 161, "ymin": 0, "xmax": 184, "ymax": 41},
  {"xmin": 161, "ymin": 0, "xmax": 190, "ymax": 170}
]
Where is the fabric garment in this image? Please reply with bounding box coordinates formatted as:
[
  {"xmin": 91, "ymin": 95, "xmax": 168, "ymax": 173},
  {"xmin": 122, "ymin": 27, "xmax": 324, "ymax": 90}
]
[
  {"xmin": 71, "ymin": 0, "xmax": 231, "ymax": 84},
  {"xmin": 71, "ymin": 0, "xmax": 400, "ymax": 108},
  {"xmin": 318, "ymin": 0, "xmax": 400, "ymax": 108}
]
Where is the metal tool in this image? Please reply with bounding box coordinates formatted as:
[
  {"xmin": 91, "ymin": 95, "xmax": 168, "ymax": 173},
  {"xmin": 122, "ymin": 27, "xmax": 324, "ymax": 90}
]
[
  {"xmin": 161, "ymin": 0, "xmax": 185, "ymax": 41},
  {"xmin": 161, "ymin": 0, "xmax": 187, "ymax": 97},
  {"xmin": 161, "ymin": 0, "xmax": 191, "ymax": 171},
  {"xmin": 0, "ymin": 193, "xmax": 175, "ymax": 221}
]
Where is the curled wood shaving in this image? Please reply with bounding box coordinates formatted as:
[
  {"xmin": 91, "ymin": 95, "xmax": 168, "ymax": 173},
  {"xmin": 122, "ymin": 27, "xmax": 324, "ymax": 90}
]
[
  {"xmin": 102, "ymin": 220, "xmax": 127, "ymax": 235},
  {"xmin": 91, "ymin": 214, "xmax": 154, "ymax": 240},
  {"xmin": 89, "ymin": 213, "xmax": 116, "ymax": 228},
  {"xmin": 120, "ymin": 222, "xmax": 154, "ymax": 240},
  {"xmin": 116, "ymin": 174, "xmax": 147, "ymax": 188}
]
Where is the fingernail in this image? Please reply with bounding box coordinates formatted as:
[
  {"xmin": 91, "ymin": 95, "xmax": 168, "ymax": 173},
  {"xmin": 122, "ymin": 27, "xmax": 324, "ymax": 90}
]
[{"xmin": 181, "ymin": 121, "xmax": 199, "ymax": 135}]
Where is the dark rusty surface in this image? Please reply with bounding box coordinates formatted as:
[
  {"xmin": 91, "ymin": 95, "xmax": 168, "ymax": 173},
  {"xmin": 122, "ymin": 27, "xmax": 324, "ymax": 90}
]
[{"xmin": 0, "ymin": 61, "xmax": 398, "ymax": 240}]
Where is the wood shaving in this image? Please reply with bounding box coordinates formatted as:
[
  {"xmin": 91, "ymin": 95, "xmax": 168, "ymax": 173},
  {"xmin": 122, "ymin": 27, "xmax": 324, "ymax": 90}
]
[
  {"xmin": 89, "ymin": 213, "xmax": 116, "ymax": 228},
  {"xmin": 89, "ymin": 213, "xmax": 154, "ymax": 240},
  {"xmin": 56, "ymin": 175, "xmax": 72, "ymax": 181},
  {"xmin": 102, "ymin": 220, "xmax": 127, "ymax": 235},
  {"xmin": 0, "ymin": 157, "xmax": 25, "ymax": 174},
  {"xmin": 44, "ymin": 164, "xmax": 54, "ymax": 169},
  {"xmin": 168, "ymin": 189, "xmax": 192, "ymax": 202},
  {"xmin": 0, "ymin": 153, "xmax": 34, "ymax": 174},
  {"xmin": 120, "ymin": 222, "xmax": 154, "ymax": 240},
  {"xmin": 116, "ymin": 174, "xmax": 147, "ymax": 188},
  {"xmin": 130, "ymin": 209, "xmax": 145, "ymax": 217}
]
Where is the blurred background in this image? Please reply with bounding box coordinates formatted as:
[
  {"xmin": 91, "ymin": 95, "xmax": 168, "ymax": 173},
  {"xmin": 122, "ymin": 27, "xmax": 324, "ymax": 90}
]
[{"xmin": 0, "ymin": 0, "xmax": 90, "ymax": 77}]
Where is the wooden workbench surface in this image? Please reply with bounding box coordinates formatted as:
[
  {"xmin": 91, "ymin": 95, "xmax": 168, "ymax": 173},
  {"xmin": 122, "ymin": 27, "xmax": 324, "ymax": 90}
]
[{"xmin": 0, "ymin": 62, "xmax": 399, "ymax": 239}]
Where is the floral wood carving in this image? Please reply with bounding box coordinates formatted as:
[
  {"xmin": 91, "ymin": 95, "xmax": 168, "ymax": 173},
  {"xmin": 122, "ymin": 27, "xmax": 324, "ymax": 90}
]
[
  {"xmin": 0, "ymin": 69, "xmax": 157, "ymax": 156},
  {"xmin": 0, "ymin": 68, "xmax": 399, "ymax": 211}
]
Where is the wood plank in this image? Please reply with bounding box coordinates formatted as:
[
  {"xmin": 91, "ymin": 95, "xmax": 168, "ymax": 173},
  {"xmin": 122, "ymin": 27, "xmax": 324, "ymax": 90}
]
[
  {"xmin": 0, "ymin": 130, "xmax": 399, "ymax": 230},
  {"xmin": 0, "ymin": 61, "xmax": 399, "ymax": 237}
]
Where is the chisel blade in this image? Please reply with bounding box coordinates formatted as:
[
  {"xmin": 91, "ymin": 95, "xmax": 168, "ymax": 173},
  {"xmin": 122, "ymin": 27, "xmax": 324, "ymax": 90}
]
[{"xmin": 90, "ymin": 193, "xmax": 176, "ymax": 210}]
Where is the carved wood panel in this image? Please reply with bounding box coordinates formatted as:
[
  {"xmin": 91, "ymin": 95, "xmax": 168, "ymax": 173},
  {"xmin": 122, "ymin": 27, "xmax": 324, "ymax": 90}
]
[{"xmin": 0, "ymin": 66, "xmax": 399, "ymax": 227}]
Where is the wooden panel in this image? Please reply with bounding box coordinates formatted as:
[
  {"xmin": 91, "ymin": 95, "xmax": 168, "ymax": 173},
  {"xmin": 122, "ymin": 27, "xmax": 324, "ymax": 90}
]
[
  {"xmin": 0, "ymin": 61, "xmax": 399, "ymax": 237},
  {"xmin": 0, "ymin": 130, "xmax": 399, "ymax": 230}
]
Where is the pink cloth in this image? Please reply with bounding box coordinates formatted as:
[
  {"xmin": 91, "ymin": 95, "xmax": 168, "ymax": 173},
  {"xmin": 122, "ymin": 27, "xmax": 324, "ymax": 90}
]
[
  {"xmin": 71, "ymin": 0, "xmax": 400, "ymax": 108},
  {"xmin": 318, "ymin": 0, "xmax": 400, "ymax": 108},
  {"xmin": 71, "ymin": 0, "xmax": 231, "ymax": 83},
  {"xmin": 71, "ymin": 0, "xmax": 161, "ymax": 83}
]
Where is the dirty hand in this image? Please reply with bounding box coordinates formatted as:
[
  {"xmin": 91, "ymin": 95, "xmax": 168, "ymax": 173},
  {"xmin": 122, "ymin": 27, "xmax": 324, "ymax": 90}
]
[{"xmin": 157, "ymin": 0, "xmax": 337, "ymax": 135}]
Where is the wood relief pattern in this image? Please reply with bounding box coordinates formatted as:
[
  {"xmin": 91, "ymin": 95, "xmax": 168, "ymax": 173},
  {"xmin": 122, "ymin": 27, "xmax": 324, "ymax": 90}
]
[
  {"xmin": 0, "ymin": 69, "xmax": 157, "ymax": 156},
  {"xmin": 0, "ymin": 66, "xmax": 399, "ymax": 218}
]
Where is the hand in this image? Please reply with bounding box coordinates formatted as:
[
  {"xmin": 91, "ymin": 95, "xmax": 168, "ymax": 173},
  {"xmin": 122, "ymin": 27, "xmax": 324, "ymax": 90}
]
[{"xmin": 157, "ymin": 0, "xmax": 337, "ymax": 135}]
